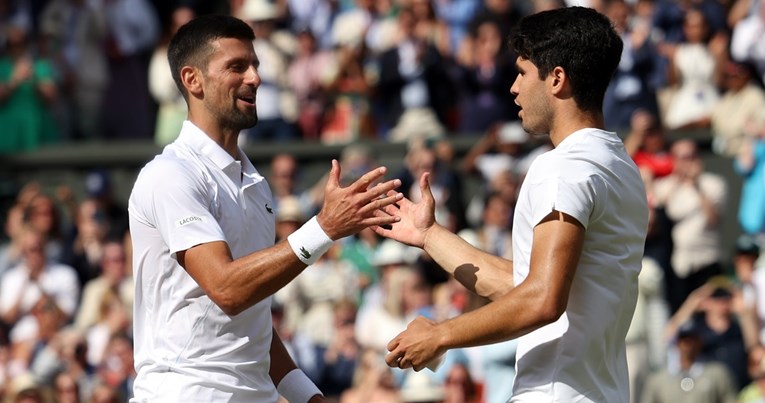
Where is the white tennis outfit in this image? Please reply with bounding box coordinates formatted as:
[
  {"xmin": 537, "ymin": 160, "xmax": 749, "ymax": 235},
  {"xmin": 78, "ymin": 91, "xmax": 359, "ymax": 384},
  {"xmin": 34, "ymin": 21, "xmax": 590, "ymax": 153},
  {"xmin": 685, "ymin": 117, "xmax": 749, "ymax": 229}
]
[
  {"xmin": 510, "ymin": 128, "xmax": 649, "ymax": 403},
  {"xmin": 128, "ymin": 121, "xmax": 279, "ymax": 402}
]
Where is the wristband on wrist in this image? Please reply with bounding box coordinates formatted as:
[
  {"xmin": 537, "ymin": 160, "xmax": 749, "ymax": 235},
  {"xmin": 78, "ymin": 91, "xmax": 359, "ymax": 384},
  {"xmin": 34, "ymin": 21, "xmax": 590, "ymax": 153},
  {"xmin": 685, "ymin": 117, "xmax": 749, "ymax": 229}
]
[
  {"xmin": 277, "ymin": 368, "xmax": 322, "ymax": 403},
  {"xmin": 287, "ymin": 216, "xmax": 333, "ymax": 265}
]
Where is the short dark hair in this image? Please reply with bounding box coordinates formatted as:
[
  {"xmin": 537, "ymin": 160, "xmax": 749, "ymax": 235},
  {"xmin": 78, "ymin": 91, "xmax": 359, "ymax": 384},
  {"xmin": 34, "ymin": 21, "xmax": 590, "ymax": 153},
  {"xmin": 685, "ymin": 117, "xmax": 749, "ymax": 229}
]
[
  {"xmin": 168, "ymin": 14, "xmax": 255, "ymax": 101},
  {"xmin": 510, "ymin": 6, "xmax": 623, "ymax": 112}
]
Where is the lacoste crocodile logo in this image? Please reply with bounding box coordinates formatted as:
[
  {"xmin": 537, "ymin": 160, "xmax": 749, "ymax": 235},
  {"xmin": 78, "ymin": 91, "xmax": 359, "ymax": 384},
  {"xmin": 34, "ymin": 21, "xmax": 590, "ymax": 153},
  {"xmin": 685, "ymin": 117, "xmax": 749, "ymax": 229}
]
[
  {"xmin": 265, "ymin": 203, "xmax": 273, "ymax": 214},
  {"xmin": 299, "ymin": 247, "xmax": 311, "ymax": 260}
]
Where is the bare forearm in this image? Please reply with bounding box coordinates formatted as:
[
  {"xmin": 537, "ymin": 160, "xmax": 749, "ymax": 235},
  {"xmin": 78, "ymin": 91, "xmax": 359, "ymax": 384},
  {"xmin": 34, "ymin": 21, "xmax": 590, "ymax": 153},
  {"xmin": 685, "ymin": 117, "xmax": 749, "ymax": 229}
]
[
  {"xmin": 182, "ymin": 240, "xmax": 308, "ymax": 316},
  {"xmin": 269, "ymin": 328, "xmax": 298, "ymax": 385},
  {"xmin": 438, "ymin": 281, "xmax": 555, "ymax": 349},
  {"xmin": 423, "ymin": 225, "xmax": 514, "ymax": 300}
]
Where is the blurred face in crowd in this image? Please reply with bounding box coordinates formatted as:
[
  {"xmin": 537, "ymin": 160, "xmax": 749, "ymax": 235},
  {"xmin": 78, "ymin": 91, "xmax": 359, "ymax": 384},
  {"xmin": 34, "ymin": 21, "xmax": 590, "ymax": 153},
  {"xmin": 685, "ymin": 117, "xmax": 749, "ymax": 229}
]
[
  {"xmin": 270, "ymin": 154, "xmax": 297, "ymax": 197},
  {"xmin": 20, "ymin": 229, "xmax": 46, "ymax": 273},
  {"xmin": 476, "ymin": 21, "xmax": 502, "ymax": 59},
  {"xmin": 101, "ymin": 241, "xmax": 127, "ymax": 283},
  {"xmin": 683, "ymin": 9, "xmax": 708, "ymax": 43},
  {"xmin": 670, "ymin": 139, "xmax": 701, "ymax": 179},
  {"xmin": 605, "ymin": 0, "xmax": 630, "ymax": 33},
  {"xmin": 721, "ymin": 61, "xmax": 751, "ymax": 91},
  {"xmin": 25, "ymin": 195, "xmax": 57, "ymax": 236},
  {"xmin": 53, "ymin": 372, "xmax": 80, "ymax": 403},
  {"xmin": 483, "ymin": 194, "xmax": 513, "ymax": 228}
]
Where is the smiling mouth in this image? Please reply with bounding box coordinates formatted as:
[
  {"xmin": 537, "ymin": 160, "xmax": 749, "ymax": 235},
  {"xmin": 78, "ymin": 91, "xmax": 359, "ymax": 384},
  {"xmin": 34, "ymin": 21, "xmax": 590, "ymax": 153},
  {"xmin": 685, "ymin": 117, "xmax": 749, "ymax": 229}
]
[{"xmin": 238, "ymin": 95, "xmax": 255, "ymax": 105}]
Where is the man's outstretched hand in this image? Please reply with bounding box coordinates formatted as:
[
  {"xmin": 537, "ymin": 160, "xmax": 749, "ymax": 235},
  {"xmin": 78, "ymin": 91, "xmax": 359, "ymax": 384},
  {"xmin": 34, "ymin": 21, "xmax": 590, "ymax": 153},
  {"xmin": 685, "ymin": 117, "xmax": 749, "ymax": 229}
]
[
  {"xmin": 372, "ymin": 172, "xmax": 437, "ymax": 248},
  {"xmin": 316, "ymin": 159, "xmax": 403, "ymax": 240}
]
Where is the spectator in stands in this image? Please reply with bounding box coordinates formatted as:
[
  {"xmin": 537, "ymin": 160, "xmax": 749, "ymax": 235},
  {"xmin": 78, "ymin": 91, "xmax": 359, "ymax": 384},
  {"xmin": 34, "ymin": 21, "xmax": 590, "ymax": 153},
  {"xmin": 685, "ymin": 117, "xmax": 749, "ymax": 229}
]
[
  {"xmin": 62, "ymin": 198, "xmax": 110, "ymax": 287},
  {"xmin": 39, "ymin": 0, "xmax": 108, "ymax": 141},
  {"xmin": 626, "ymin": 256, "xmax": 669, "ymax": 403},
  {"xmin": 640, "ymin": 319, "xmax": 737, "ymax": 403},
  {"xmin": 149, "ymin": 5, "xmax": 194, "ymax": 146},
  {"xmin": 653, "ymin": 139, "xmax": 727, "ymax": 313},
  {"xmin": 0, "ymin": 226, "xmax": 79, "ymax": 327},
  {"xmin": 286, "ymin": 29, "xmax": 333, "ymax": 140},
  {"xmin": 461, "ymin": 121, "xmax": 532, "ymax": 187},
  {"xmin": 337, "ymin": 227, "xmax": 384, "ymax": 296},
  {"xmin": 662, "ymin": 7, "xmax": 727, "ymax": 130},
  {"xmin": 624, "ymin": 109, "xmax": 674, "ymax": 179},
  {"xmin": 21, "ymin": 192, "xmax": 66, "ymax": 265},
  {"xmin": 731, "ymin": 234, "xmax": 763, "ymax": 346},
  {"xmin": 453, "ymin": 18, "xmax": 518, "ymax": 134},
  {"xmin": 458, "ymin": 192, "xmax": 513, "ymax": 260},
  {"xmin": 319, "ymin": 17, "xmax": 376, "ymax": 144},
  {"xmin": 82, "ymin": 170, "xmax": 128, "ymax": 241},
  {"xmin": 285, "ymin": 0, "xmax": 339, "ymax": 49},
  {"xmin": 412, "ymin": 0, "xmax": 452, "ymax": 58},
  {"xmin": 375, "ymin": 6, "xmax": 454, "ymax": 142},
  {"xmin": 356, "ymin": 263, "xmax": 429, "ymax": 354},
  {"xmin": 339, "ymin": 348, "xmax": 401, "ymax": 403},
  {"xmin": 99, "ymin": 0, "xmax": 160, "ymax": 140},
  {"xmin": 240, "ymin": 0, "xmax": 299, "ymax": 143},
  {"xmin": 398, "ymin": 136, "xmax": 466, "ymax": 236},
  {"xmin": 0, "ymin": 204, "xmax": 25, "ymax": 275},
  {"xmin": 730, "ymin": 0, "xmax": 765, "ymax": 85},
  {"xmin": 30, "ymin": 327, "xmax": 96, "ymax": 401},
  {"xmin": 711, "ymin": 60, "xmax": 765, "ymax": 158},
  {"xmin": 308, "ymin": 299, "xmax": 360, "ymax": 400},
  {"xmin": 276, "ymin": 240, "xmax": 360, "ymax": 349},
  {"xmin": 9, "ymin": 294, "xmax": 67, "ymax": 386},
  {"xmin": 737, "ymin": 343, "xmax": 765, "ymax": 403},
  {"xmin": 95, "ymin": 333, "xmax": 133, "ymax": 401},
  {"xmin": 0, "ymin": 22, "xmax": 59, "ymax": 154},
  {"xmin": 603, "ymin": 0, "xmax": 662, "ymax": 132},
  {"xmin": 442, "ymin": 361, "xmax": 480, "ymax": 403},
  {"xmin": 432, "ymin": 0, "xmax": 481, "ymax": 55},
  {"xmin": 469, "ymin": 0, "xmax": 528, "ymax": 46},
  {"xmin": 664, "ymin": 279, "xmax": 752, "ymax": 391},
  {"xmin": 734, "ymin": 111, "xmax": 765, "ymax": 238},
  {"xmin": 52, "ymin": 370, "xmax": 82, "ymax": 403},
  {"xmin": 73, "ymin": 240, "xmax": 131, "ymax": 331}
]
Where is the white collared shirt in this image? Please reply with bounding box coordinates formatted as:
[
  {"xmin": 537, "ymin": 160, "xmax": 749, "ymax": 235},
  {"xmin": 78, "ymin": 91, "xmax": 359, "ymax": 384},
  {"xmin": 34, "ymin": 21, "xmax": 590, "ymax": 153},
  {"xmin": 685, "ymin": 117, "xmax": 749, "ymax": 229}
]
[{"xmin": 128, "ymin": 121, "xmax": 278, "ymax": 402}]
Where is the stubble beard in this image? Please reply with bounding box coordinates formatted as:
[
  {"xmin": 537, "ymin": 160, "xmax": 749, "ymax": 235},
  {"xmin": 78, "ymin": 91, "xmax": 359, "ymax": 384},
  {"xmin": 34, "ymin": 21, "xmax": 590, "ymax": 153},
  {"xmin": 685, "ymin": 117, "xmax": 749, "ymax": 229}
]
[{"xmin": 211, "ymin": 98, "xmax": 259, "ymax": 133}]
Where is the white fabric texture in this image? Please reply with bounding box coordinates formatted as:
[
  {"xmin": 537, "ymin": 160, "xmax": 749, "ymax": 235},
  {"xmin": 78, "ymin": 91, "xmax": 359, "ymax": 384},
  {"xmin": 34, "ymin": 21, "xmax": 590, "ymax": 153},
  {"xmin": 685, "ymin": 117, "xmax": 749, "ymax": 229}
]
[
  {"xmin": 510, "ymin": 128, "xmax": 649, "ymax": 403},
  {"xmin": 128, "ymin": 121, "xmax": 279, "ymax": 402}
]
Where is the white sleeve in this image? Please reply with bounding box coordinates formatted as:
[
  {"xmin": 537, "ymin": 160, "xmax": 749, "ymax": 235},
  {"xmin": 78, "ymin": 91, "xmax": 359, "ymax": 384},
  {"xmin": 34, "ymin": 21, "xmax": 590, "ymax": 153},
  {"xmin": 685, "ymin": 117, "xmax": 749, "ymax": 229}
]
[
  {"xmin": 131, "ymin": 159, "xmax": 226, "ymax": 255},
  {"xmin": 730, "ymin": 17, "xmax": 763, "ymax": 61},
  {"xmin": 525, "ymin": 174, "xmax": 600, "ymax": 229}
]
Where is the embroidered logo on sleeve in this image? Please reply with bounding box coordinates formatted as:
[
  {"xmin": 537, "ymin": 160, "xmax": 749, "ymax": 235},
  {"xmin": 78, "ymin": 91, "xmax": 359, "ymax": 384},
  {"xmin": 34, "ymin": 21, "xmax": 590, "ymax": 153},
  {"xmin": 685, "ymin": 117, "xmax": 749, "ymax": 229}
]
[
  {"xmin": 177, "ymin": 216, "xmax": 205, "ymax": 227},
  {"xmin": 299, "ymin": 247, "xmax": 311, "ymax": 260},
  {"xmin": 265, "ymin": 203, "xmax": 273, "ymax": 214}
]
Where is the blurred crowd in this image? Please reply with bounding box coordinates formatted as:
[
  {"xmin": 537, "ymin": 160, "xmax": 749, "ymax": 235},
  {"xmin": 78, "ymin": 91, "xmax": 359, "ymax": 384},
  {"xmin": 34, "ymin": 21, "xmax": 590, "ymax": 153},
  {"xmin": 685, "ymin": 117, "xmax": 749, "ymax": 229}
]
[
  {"xmin": 2, "ymin": 0, "xmax": 765, "ymax": 402},
  {"xmin": 0, "ymin": 0, "xmax": 757, "ymax": 152}
]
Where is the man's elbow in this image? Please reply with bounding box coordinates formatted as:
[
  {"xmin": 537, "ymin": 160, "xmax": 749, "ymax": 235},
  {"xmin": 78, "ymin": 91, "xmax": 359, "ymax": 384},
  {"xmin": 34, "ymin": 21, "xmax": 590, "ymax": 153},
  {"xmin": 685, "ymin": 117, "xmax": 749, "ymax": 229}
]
[
  {"xmin": 208, "ymin": 289, "xmax": 252, "ymax": 316},
  {"xmin": 534, "ymin": 298, "xmax": 567, "ymax": 326}
]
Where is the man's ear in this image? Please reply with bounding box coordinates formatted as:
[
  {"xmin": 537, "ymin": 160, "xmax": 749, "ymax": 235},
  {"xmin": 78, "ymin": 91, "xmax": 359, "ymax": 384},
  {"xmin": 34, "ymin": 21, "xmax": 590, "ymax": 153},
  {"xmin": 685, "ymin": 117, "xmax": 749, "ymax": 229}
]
[
  {"xmin": 549, "ymin": 66, "xmax": 571, "ymax": 97},
  {"xmin": 181, "ymin": 65, "xmax": 203, "ymax": 97}
]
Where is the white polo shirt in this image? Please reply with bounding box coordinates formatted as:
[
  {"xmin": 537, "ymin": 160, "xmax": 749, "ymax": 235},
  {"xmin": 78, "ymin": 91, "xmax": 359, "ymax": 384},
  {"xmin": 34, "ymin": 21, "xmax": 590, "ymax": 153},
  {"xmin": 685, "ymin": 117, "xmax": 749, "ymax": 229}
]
[
  {"xmin": 128, "ymin": 121, "xmax": 278, "ymax": 402},
  {"xmin": 510, "ymin": 129, "xmax": 649, "ymax": 403}
]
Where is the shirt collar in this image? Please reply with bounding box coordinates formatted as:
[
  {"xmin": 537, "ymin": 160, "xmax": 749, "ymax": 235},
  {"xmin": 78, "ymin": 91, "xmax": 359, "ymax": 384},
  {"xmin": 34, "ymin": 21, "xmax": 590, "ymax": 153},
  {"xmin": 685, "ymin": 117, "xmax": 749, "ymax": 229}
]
[{"xmin": 176, "ymin": 121, "xmax": 264, "ymax": 184}]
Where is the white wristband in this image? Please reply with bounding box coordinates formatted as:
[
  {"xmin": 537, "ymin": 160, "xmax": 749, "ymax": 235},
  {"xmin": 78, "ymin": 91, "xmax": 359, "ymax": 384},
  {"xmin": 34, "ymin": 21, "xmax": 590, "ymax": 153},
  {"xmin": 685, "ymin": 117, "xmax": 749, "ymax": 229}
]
[
  {"xmin": 287, "ymin": 216, "xmax": 333, "ymax": 265},
  {"xmin": 277, "ymin": 368, "xmax": 322, "ymax": 403}
]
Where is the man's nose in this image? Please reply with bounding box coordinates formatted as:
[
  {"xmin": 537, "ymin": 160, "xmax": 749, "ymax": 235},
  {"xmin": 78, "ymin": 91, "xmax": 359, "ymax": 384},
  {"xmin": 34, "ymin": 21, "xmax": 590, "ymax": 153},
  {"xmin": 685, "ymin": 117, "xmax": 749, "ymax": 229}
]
[{"xmin": 245, "ymin": 65, "xmax": 261, "ymax": 87}]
